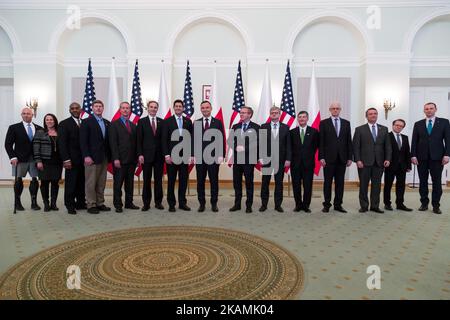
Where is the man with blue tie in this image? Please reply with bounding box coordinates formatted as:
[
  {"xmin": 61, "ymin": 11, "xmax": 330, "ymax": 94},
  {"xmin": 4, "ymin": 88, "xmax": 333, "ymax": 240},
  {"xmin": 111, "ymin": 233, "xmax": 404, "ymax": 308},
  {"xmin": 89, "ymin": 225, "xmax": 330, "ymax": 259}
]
[
  {"xmin": 79, "ymin": 100, "xmax": 111, "ymax": 214},
  {"xmin": 5, "ymin": 107, "xmax": 43, "ymax": 211},
  {"xmin": 353, "ymin": 108, "xmax": 392, "ymax": 213},
  {"xmin": 411, "ymin": 102, "xmax": 450, "ymax": 214},
  {"xmin": 161, "ymin": 99, "xmax": 193, "ymax": 212}
]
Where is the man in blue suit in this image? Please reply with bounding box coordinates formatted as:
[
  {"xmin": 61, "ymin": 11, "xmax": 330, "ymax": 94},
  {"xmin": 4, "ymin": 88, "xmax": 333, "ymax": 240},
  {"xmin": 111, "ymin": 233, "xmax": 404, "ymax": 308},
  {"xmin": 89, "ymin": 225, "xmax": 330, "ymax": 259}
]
[{"xmin": 411, "ymin": 102, "xmax": 450, "ymax": 214}]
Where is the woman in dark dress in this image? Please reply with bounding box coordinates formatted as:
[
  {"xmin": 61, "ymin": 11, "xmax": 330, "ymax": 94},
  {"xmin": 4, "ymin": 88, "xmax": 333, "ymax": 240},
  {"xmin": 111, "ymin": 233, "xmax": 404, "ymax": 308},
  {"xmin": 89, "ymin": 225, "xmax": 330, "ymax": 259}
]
[{"xmin": 33, "ymin": 113, "xmax": 63, "ymax": 212}]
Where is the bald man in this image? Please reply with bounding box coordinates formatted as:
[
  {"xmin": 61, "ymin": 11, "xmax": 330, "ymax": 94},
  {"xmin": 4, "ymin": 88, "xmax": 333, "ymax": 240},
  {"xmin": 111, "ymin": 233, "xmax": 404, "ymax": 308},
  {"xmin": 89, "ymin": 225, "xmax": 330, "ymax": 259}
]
[{"xmin": 5, "ymin": 107, "xmax": 43, "ymax": 211}]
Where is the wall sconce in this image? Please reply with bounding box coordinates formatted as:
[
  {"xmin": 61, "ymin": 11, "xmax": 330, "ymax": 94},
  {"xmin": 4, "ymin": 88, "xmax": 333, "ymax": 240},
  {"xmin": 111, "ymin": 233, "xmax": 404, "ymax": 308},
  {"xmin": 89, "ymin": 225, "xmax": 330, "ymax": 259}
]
[
  {"xmin": 383, "ymin": 99, "xmax": 396, "ymax": 120},
  {"xmin": 26, "ymin": 98, "xmax": 38, "ymax": 118}
]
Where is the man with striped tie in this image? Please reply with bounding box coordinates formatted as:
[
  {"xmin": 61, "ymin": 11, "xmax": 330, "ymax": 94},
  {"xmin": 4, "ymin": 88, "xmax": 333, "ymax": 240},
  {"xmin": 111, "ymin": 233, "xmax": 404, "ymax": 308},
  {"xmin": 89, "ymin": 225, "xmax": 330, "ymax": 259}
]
[{"xmin": 411, "ymin": 102, "xmax": 450, "ymax": 214}]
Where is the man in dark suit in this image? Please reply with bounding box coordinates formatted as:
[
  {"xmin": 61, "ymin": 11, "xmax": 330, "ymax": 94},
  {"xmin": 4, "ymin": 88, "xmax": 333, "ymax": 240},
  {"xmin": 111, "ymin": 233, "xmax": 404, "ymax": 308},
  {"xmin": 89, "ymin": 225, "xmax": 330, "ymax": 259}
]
[
  {"xmin": 79, "ymin": 100, "xmax": 111, "ymax": 214},
  {"xmin": 290, "ymin": 111, "xmax": 319, "ymax": 213},
  {"xmin": 228, "ymin": 106, "xmax": 260, "ymax": 213},
  {"xmin": 259, "ymin": 106, "xmax": 291, "ymax": 213},
  {"xmin": 383, "ymin": 119, "xmax": 412, "ymax": 212},
  {"xmin": 192, "ymin": 101, "xmax": 225, "ymax": 212},
  {"xmin": 161, "ymin": 99, "xmax": 193, "ymax": 212},
  {"xmin": 319, "ymin": 102, "xmax": 353, "ymax": 213},
  {"xmin": 58, "ymin": 102, "xmax": 86, "ymax": 215},
  {"xmin": 353, "ymin": 108, "xmax": 392, "ymax": 213},
  {"xmin": 411, "ymin": 102, "xmax": 450, "ymax": 214},
  {"xmin": 5, "ymin": 107, "xmax": 43, "ymax": 211},
  {"xmin": 109, "ymin": 102, "xmax": 139, "ymax": 213},
  {"xmin": 137, "ymin": 100, "xmax": 164, "ymax": 212}
]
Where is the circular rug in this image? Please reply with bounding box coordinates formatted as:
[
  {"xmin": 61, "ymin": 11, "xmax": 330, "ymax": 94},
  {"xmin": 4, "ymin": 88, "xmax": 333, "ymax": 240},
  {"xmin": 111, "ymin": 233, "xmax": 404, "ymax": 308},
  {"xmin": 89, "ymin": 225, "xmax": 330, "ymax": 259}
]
[{"xmin": 0, "ymin": 226, "xmax": 304, "ymax": 300}]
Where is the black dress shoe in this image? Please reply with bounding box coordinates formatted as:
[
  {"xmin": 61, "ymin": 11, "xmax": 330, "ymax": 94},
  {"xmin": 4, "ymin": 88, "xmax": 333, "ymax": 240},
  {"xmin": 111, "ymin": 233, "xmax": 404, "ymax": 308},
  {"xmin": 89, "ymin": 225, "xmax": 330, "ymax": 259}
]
[
  {"xmin": 87, "ymin": 207, "xmax": 100, "ymax": 214},
  {"xmin": 115, "ymin": 207, "xmax": 123, "ymax": 213},
  {"xmin": 169, "ymin": 206, "xmax": 176, "ymax": 212},
  {"xmin": 359, "ymin": 208, "xmax": 368, "ymax": 213},
  {"xmin": 246, "ymin": 207, "xmax": 252, "ymax": 213},
  {"xmin": 397, "ymin": 205, "xmax": 413, "ymax": 212},
  {"xmin": 384, "ymin": 205, "xmax": 393, "ymax": 211},
  {"xmin": 44, "ymin": 203, "xmax": 51, "ymax": 212},
  {"xmin": 179, "ymin": 205, "xmax": 191, "ymax": 211},
  {"xmin": 275, "ymin": 206, "xmax": 284, "ymax": 213},
  {"xmin": 15, "ymin": 204, "xmax": 25, "ymax": 211},
  {"xmin": 322, "ymin": 207, "xmax": 330, "ymax": 213},
  {"xmin": 304, "ymin": 208, "xmax": 311, "ymax": 213},
  {"xmin": 334, "ymin": 206, "xmax": 347, "ymax": 213},
  {"xmin": 418, "ymin": 205, "xmax": 428, "ymax": 211},
  {"xmin": 212, "ymin": 205, "xmax": 219, "ymax": 212},
  {"xmin": 155, "ymin": 204, "xmax": 164, "ymax": 210},
  {"xmin": 31, "ymin": 203, "xmax": 41, "ymax": 211},
  {"xmin": 97, "ymin": 205, "xmax": 111, "ymax": 212},
  {"xmin": 370, "ymin": 208, "xmax": 384, "ymax": 214},
  {"xmin": 198, "ymin": 205, "xmax": 205, "ymax": 212},
  {"xmin": 433, "ymin": 207, "xmax": 442, "ymax": 214},
  {"xmin": 141, "ymin": 205, "xmax": 150, "ymax": 212},
  {"xmin": 294, "ymin": 206, "xmax": 301, "ymax": 212},
  {"xmin": 259, "ymin": 205, "xmax": 267, "ymax": 212},
  {"xmin": 67, "ymin": 208, "xmax": 77, "ymax": 215},
  {"xmin": 229, "ymin": 205, "xmax": 241, "ymax": 212},
  {"xmin": 125, "ymin": 204, "xmax": 139, "ymax": 210}
]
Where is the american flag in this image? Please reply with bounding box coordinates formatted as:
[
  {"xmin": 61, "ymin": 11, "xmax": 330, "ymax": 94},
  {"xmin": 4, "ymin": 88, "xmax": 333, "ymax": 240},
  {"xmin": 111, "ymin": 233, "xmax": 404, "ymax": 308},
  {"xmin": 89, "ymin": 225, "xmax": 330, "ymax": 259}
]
[
  {"xmin": 81, "ymin": 58, "xmax": 96, "ymax": 119},
  {"xmin": 130, "ymin": 60, "xmax": 144, "ymax": 176},
  {"xmin": 229, "ymin": 60, "xmax": 245, "ymax": 128},
  {"xmin": 279, "ymin": 60, "xmax": 296, "ymax": 128},
  {"xmin": 129, "ymin": 59, "xmax": 144, "ymax": 124},
  {"xmin": 227, "ymin": 60, "xmax": 246, "ymax": 166},
  {"xmin": 183, "ymin": 60, "xmax": 194, "ymax": 119}
]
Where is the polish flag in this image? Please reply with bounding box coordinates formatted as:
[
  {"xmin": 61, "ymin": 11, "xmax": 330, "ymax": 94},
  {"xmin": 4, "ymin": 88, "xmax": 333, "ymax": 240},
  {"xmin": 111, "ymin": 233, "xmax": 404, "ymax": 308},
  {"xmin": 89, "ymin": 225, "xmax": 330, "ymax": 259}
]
[
  {"xmin": 108, "ymin": 57, "xmax": 121, "ymax": 122},
  {"xmin": 255, "ymin": 62, "xmax": 273, "ymax": 125},
  {"xmin": 308, "ymin": 60, "xmax": 321, "ymax": 175},
  {"xmin": 157, "ymin": 61, "xmax": 172, "ymax": 120},
  {"xmin": 211, "ymin": 62, "xmax": 226, "ymax": 161}
]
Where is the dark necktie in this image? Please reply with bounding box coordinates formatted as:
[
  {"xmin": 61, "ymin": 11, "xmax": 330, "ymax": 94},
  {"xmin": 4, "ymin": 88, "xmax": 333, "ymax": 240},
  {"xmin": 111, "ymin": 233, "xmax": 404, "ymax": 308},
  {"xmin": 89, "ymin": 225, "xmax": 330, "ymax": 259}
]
[
  {"xmin": 27, "ymin": 123, "xmax": 33, "ymax": 141},
  {"xmin": 243, "ymin": 123, "xmax": 248, "ymax": 132},
  {"xmin": 334, "ymin": 118, "xmax": 339, "ymax": 136},
  {"xmin": 205, "ymin": 118, "xmax": 209, "ymax": 130},
  {"xmin": 126, "ymin": 120, "xmax": 131, "ymax": 134},
  {"xmin": 151, "ymin": 118, "xmax": 156, "ymax": 135},
  {"xmin": 396, "ymin": 133, "xmax": 402, "ymax": 149},
  {"xmin": 427, "ymin": 119, "xmax": 433, "ymax": 135},
  {"xmin": 371, "ymin": 125, "xmax": 377, "ymax": 142}
]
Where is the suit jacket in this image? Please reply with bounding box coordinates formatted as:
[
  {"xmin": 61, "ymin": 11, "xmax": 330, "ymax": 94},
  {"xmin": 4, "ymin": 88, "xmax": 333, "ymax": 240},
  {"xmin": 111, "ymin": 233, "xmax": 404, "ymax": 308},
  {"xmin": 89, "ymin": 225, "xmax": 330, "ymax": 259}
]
[
  {"xmin": 259, "ymin": 122, "xmax": 291, "ymax": 166},
  {"xmin": 161, "ymin": 114, "xmax": 193, "ymax": 159},
  {"xmin": 290, "ymin": 126, "xmax": 319, "ymax": 169},
  {"xmin": 387, "ymin": 131, "xmax": 412, "ymax": 172},
  {"xmin": 228, "ymin": 121, "xmax": 260, "ymax": 165},
  {"xmin": 79, "ymin": 115, "xmax": 111, "ymax": 164},
  {"xmin": 353, "ymin": 123, "xmax": 392, "ymax": 167},
  {"xmin": 109, "ymin": 118, "xmax": 137, "ymax": 165},
  {"xmin": 136, "ymin": 116, "xmax": 164, "ymax": 164},
  {"xmin": 192, "ymin": 117, "xmax": 226, "ymax": 161},
  {"xmin": 58, "ymin": 117, "xmax": 83, "ymax": 165},
  {"xmin": 411, "ymin": 117, "xmax": 450, "ymax": 161},
  {"xmin": 319, "ymin": 117, "xmax": 353, "ymax": 164},
  {"xmin": 4, "ymin": 122, "xmax": 43, "ymax": 162}
]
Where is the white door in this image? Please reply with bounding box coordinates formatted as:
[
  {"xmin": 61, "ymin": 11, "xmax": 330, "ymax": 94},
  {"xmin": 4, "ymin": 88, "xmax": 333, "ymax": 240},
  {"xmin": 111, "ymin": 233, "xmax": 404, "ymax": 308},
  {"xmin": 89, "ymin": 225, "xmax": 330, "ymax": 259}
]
[
  {"xmin": 408, "ymin": 86, "xmax": 450, "ymax": 185},
  {"xmin": 0, "ymin": 85, "xmax": 14, "ymax": 179}
]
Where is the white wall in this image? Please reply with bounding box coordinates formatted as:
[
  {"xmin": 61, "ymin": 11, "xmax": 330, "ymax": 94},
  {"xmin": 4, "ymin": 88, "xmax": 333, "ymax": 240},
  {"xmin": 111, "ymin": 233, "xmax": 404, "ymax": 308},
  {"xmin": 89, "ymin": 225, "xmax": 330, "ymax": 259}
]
[{"xmin": 1, "ymin": 1, "xmax": 450, "ymax": 181}]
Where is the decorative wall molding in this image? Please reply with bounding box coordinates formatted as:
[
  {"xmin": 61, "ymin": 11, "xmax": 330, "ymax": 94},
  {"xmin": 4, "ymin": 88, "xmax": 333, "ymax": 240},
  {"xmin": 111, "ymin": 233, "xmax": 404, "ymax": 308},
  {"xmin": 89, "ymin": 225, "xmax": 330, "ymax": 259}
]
[
  {"xmin": 403, "ymin": 7, "xmax": 450, "ymax": 53},
  {"xmin": 411, "ymin": 56, "xmax": 450, "ymax": 67},
  {"xmin": 364, "ymin": 52, "xmax": 412, "ymax": 65},
  {"xmin": 0, "ymin": 16, "xmax": 22, "ymax": 54},
  {"xmin": 284, "ymin": 8, "xmax": 374, "ymax": 55},
  {"xmin": 291, "ymin": 56, "xmax": 365, "ymax": 67},
  {"xmin": 166, "ymin": 10, "xmax": 254, "ymax": 56},
  {"xmin": 1, "ymin": 0, "xmax": 449, "ymax": 10},
  {"xmin": 12, "ymin": 53, "xmax": 60, "ymax": 65},
  {"xmin": 48, "ymin": 10, "xmax": 136, "ymax": 56}
]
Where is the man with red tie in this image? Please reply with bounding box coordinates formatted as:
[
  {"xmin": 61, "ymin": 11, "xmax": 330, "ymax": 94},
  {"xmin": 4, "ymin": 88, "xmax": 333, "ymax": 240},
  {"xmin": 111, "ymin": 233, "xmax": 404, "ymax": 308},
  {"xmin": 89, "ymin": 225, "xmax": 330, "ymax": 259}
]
[{"xmin": 109, "ymin": 101, "xmax": 139, "ymax": 213}]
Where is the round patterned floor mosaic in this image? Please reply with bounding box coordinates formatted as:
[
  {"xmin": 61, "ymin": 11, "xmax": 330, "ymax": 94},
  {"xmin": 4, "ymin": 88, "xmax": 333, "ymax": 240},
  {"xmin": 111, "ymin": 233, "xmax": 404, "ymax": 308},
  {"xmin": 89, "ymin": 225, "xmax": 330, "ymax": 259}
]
[{"xmin": 0, "ymin": 226, "xmax": 304, "ymax": 299}]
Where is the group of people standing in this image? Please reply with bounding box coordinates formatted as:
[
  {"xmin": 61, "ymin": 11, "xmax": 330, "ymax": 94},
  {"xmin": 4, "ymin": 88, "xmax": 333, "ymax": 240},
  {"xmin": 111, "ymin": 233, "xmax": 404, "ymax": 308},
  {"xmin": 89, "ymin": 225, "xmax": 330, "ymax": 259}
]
[{"xmin": 4, "ymin": 99, "xmax": 450, "ymax": 215}]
